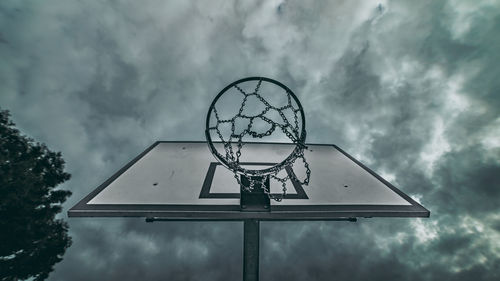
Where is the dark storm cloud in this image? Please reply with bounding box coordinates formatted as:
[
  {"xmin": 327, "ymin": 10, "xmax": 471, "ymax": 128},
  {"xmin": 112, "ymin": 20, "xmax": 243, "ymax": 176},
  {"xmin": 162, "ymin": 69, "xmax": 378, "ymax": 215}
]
[
  {"xmin": 0, "ymin": 32, "xmax": 8, "ymax": 45},
  {"xmin": 432, "ymin": 146, "xmax": 500, "ymax": 214},
  {"xmin": 54, "ymin": 220, "xmax": 243, "ymax": 280},
  {"xmin": 1, "ymin": 0, "xmax": 500, "ymax": 280}
]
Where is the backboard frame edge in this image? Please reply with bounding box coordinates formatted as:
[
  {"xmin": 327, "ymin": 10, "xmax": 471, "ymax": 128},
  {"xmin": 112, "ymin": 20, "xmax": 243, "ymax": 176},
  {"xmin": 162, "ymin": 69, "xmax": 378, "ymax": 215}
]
[{"xmin": 67, "ymin": 141, "xmax": 430, "ymax": 220}]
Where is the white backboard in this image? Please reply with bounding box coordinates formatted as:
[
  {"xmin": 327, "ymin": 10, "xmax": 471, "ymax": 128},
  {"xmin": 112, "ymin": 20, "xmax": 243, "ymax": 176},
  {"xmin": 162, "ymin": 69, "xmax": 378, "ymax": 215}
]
[{"xmin": 69, "ymin": 141, "xmax": 429, "ymax": 220}]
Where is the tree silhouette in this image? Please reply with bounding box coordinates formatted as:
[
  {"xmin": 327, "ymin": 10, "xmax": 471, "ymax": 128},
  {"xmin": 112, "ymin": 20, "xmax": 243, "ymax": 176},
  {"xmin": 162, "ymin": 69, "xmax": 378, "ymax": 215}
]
[{"xmin": 0, "ymin": 109, "xmax": 72, "ymax": 281}]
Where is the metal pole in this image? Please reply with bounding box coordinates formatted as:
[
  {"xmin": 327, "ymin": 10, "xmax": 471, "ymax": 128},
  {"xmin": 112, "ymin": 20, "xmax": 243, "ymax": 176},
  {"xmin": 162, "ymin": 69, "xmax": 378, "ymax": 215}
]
[{"xmin": 243, "ymin": 219, "xmax": 260, "ymax": 281}]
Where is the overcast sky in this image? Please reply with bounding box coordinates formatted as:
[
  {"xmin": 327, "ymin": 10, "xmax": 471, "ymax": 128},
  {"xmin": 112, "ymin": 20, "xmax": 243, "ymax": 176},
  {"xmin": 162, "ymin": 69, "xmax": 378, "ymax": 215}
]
[{"xmin": 1, "ymin": 0, "xmax": 500, "ymax": 280}]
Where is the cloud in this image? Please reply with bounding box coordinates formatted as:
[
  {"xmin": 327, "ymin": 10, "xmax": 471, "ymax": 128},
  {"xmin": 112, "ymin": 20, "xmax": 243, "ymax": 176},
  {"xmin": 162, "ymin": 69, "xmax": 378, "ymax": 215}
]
[{"xmin": 1, "ymin": 0, "xmax": 499, "ymax": 280}]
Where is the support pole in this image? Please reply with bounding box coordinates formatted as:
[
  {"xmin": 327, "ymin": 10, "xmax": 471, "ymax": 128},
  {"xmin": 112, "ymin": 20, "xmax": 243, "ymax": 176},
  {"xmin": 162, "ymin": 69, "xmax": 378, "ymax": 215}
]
[{"xmin": 243, "ymin": 219, "xmax": 260, "ymax": 281}]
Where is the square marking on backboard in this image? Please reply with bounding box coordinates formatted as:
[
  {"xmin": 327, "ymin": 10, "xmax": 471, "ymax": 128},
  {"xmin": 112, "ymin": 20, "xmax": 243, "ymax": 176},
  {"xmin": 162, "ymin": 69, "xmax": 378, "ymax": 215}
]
[{"xmin": 199, "ymin": 162, "xmax": 308, "ymax": 199}]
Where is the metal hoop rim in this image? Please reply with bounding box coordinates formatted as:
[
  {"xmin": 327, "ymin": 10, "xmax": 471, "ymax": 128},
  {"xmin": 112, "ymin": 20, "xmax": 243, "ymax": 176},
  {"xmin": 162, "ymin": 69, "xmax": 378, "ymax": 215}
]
[{"xmin": 205, "ymin": 76, "xmax": 307, "ymax": 176}]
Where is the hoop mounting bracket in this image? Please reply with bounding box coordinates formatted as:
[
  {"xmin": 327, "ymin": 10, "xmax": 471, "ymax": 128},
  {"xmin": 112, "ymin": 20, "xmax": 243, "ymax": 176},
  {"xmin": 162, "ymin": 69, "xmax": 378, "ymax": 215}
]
[{"xmin": 240, "ymin": 175, "xmax": 271, "ymax": 212}]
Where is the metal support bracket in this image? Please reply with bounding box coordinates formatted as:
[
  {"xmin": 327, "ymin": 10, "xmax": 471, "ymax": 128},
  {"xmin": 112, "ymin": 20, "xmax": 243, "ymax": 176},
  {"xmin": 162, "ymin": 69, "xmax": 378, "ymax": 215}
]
[{"xmin": 240, "ymin": 175, "xmax": 271, "ymax": 211}]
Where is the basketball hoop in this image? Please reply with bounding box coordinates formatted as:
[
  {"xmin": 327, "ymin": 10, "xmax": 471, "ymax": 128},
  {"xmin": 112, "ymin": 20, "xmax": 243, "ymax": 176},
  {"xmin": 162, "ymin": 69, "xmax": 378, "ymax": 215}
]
[{"xmin": 205, "ymin": 77, "xmax": 311, "ymax": 201}]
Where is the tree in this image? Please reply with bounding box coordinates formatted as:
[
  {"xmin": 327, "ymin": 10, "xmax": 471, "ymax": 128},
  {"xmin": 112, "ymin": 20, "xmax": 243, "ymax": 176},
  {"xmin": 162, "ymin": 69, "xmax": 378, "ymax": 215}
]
[{"xmin": 0, "ymin": 109, "xmax": 72, "ymax": 281}]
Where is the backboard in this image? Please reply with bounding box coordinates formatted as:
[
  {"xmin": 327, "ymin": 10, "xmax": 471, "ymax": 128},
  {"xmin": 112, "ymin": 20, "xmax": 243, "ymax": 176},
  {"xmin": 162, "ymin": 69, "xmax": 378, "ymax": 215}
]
[{"xmin": 68, "ymin": 141, "xmax": 430, "ymax": 220}]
